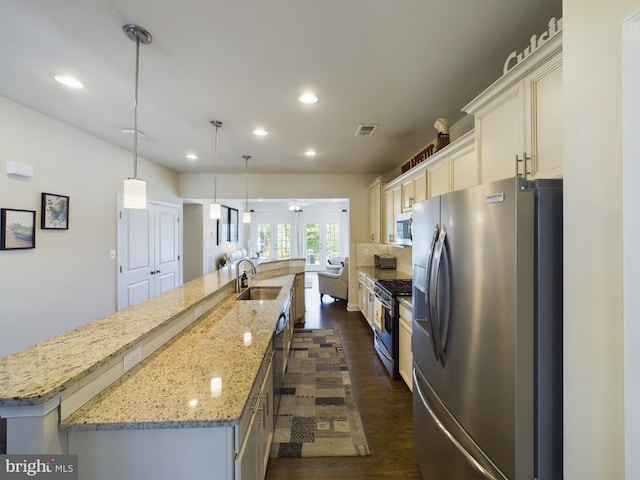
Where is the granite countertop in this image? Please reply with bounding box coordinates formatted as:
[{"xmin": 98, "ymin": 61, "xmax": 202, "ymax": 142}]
[
  {"xmin": 0, "ymin": 258, "xmax": 301, "ymax": 408},
  {"xmin": 61, "ymin": 274, "xmax": 293, "ymax": 431}
]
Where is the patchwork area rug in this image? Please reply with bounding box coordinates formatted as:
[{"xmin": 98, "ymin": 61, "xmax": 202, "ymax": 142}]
[{"xmin": 270, "ymin": 328, "xmax": 370, "ymax": 458}]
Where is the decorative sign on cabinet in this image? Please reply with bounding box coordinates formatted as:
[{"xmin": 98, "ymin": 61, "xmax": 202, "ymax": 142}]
[
  {"xmin": 464, "ymin": 19, "xmax": 563, "ymax": 183},
  {"xmin": 382, "ymin": 131, "xmax": 476, "ymax": 244}
]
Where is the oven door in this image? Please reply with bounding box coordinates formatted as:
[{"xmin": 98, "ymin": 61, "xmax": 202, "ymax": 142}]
[{"xmin": 373, "ymin": 294, "xmax": 398, "ymax": 378}]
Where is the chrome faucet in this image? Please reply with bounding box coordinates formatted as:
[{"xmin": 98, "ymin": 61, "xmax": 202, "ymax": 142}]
[{"xmin": 236, "ymin": 258, "xmax": 257, "ymax": 292}]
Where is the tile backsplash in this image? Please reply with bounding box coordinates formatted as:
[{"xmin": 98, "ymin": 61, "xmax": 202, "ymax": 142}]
[{"xmin": 355, "ymin": 243, "xmax": 412, "ymax": 275}]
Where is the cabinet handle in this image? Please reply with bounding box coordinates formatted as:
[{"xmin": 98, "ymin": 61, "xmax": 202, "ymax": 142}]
[
  {"xmin": 515, "ymin": 154, "xmax": 523, "ymax": 177},
  {"xmin": 515, "ymin": 153, "xmax": 532, "ymax": 178}
]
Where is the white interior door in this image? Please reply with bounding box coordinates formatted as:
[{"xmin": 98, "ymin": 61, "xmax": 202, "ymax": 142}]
[
  {"xmin": 118, "ymin": 201, "xmax": 181, "ymax": 310},
  {"xmin": 155, "ymin": 204, "xmax": 180, "ymax": 295}
]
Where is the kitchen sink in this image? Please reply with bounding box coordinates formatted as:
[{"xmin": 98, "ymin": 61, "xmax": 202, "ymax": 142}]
[{"xmin": 236, "ymin": 286, "xmax": 282, "ymax": 301}]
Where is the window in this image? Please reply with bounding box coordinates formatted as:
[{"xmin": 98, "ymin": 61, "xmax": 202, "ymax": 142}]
[
  {"xmin": 256, "ymin": 222, "xmax": 291, "ymax": 260},
  {"xmin": 277, "ymin": 224, "xmax": 291, "ymax": 259},
  {"xmin": 257, "ymin": 224, "xmax": 271, "ymax": 258}
]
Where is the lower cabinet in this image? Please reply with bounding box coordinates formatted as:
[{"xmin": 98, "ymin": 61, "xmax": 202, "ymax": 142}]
[
  {"xmin": 399, "ymin": 302, "xmax": 413, "ymax": 391},
  {"xmin": 291, "ymin": 272, "xmax": 306, "ymax": 324},
  {"xmin": 235, "ymin": 345, "xmax": 274, "ymax": 479},
  {"xmin": 358, "ymin": 271, "xmax": 375, "ymax": 329}
]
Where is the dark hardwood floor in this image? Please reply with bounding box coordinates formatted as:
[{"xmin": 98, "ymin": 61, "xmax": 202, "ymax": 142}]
[{"xmin": 266, "ymin": 273, "xmax": 422, "ymax": 480}]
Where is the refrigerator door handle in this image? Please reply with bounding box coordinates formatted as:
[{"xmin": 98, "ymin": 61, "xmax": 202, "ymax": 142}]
[
  {"xmin": 430, "ymin": 225, "xmax": 447, "ymax": 366},
  {"xmin": 413, "ymin": 369, "xmax": 501, "ymax": 480},
  {"xmin": 425, "ymin": 223, "xmax": 441, "ymax": 363}
]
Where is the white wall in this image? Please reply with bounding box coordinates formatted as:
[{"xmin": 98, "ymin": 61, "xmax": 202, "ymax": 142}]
[
  {"xmin": 563, "ymin": 1, "xmax": 640, "ymax": 478},
  {"xmin": 623, "ymin": 11, "xmax": 640, "ymax": 479},
  {"xmin": 182, "ymin": 203, "xmax": 203, "ymax": 283},
  {"xmin": 180, "ymin": 172, "xmax": 372, "ymax": 254},
  {"xmin": 0, "ymin": 97, "xmax": 180, "ymax": 357}
]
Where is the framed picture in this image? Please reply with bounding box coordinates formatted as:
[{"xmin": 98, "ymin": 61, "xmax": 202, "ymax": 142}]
[
  {"xmin": 1, "ymin": 208, "xmax": 36, "ymax": 250},
  {"xmin": 41, "ymin": 193, "xmax": 69, "ymax": 230},
  {"xmin": 229, "ymin": 208, "xmax": 239, "ymax": 242},
  {"xmin": 216, "ymin": 206, "xmax": 239, "ymax": 244},
  {"xmin": 217, "ymin": 206, "xmax": 230, "ymax": 246}
]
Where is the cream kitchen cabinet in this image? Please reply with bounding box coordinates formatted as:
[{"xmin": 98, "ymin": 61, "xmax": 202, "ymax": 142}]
[
  {"xmin": 291, "ymin": 272, "xmax": 305, "ymax": 324},
  {"xmin": 384, "ymin": 184, "xmax": 401, "ymax": 244},
  {"xmin": 426, "ymin": 157, "xmax": 451, "ymax": 198},
  {"xmin": 401, "ymin": 170, "xmax": 427, "ymax": 211},
  {"xmin": 464, "ymin": 31, "xmax": 562, "ymax": 183},
  {"xmin": 357, "ymin": 270, "xmax": 375, "ymax": 329},
  {"xmin": 451, "ymin": 142, "xmax": 479, "ymax": 192},
  {"xmin": 399, "ymin": 302, "xmax": 413, "ymax": 391},
  {"xmin": 368, "ymin": 177, "xmax": 388, "ymax": 243}
]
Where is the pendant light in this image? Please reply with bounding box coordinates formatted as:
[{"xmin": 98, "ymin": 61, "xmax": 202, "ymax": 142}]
[
  {"xmin": 209, "ymin": 120, "xmax": 223, "ymax": 219},
  {"xmin": 122, "ymin": 24, "xmax": 152, "ymax": 209},
  {"xmin": 242, "ymin": 155, "xmax": 251, "ymax": 223}
]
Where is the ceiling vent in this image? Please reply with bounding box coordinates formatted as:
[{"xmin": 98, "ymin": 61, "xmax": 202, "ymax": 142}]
[{"xmin": 354, "ymin": 124, "xmax": 378, "ymax": 136}]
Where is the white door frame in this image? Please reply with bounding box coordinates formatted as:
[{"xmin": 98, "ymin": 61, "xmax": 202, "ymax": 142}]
[{"xmin": 623, "ymin": 11, "xmax": 640, "ymax": 480}]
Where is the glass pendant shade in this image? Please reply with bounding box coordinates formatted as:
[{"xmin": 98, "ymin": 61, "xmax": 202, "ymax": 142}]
[
  {"xmin": 123, "ymin": 178, "xmax": 146, "ymax": 209},
  {"xmin": 210, "ymin": 202, "xmax": 221, "ymax": 219},
  {"xmin": 122, "ymin": 24, "xmax": 152, "ymax": 210},
  {"xmin": 243, "ymin": 211, "xmax": 251, "ymax": 223}
]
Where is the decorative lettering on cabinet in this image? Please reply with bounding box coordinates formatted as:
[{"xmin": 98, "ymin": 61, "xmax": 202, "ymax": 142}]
[
  {"xmin": 503, "ymin": 17, "xmax": 562, "ymax": 75},
  {"xmin": 401, "ymin": 143, "xmax": 434, "ymax": 174}
]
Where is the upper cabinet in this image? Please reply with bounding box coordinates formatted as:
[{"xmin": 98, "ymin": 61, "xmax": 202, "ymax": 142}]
[
  {"xmin": 382, "ymin": 131, "xmax": 476, "ymax": 243},
  {"xmin": 463, "ymin": 28, "xmax": 562, "ymax": 183},
  {"xmin": 368, "ymin": 177, "xmax": 387, "ymax": 243},
  {"xmin": 385, "ymin": 184, "xmax": 401, "ymax": 244},
  {"xmin": 401, "ymin": 170, "xmax": 427, "ymax": 211}
]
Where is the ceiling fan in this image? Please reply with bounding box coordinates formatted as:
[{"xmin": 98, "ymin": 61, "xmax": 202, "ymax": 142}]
[{"xmin": 288, "ymin": 200, "xmax": 312, "ymax": 211}]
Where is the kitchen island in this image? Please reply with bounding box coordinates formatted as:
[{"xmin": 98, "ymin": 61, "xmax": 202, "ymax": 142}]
[{"xmin": 0, "ymin": 259, "xmax": 303, "ymax": 479}]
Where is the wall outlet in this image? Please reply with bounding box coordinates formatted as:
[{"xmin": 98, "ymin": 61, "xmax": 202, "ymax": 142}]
[
  {"xmin": 110, "ymin": 249, "xmax": 116, "ymax": 260},
  {"xmin": 123, "ymin": 346, "xmax": 142, "ymax": 372}
]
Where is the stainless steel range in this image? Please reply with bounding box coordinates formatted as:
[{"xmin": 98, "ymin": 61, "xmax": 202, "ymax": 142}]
[{"xmin": 373, "ymin": 278, "xmax": 412, "ymax": 378}]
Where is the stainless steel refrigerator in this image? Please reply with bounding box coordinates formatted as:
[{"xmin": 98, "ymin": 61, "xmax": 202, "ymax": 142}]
[{"xmin": 411, "ymin": 176, "xmax": 562, "ymax": 480}]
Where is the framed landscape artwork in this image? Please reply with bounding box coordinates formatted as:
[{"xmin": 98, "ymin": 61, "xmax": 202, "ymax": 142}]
[
  {"xmin": 1, "ymin": 208, "xmax": 36, "ymax": 250},
  {"xmin": 41, "ymin": 193, "xmax": 69, "ymax": 230}
]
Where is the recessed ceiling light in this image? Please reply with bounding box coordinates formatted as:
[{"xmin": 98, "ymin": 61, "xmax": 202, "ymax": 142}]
[
  {"xmin": 54, "ymin": 74, "xmax": 84, "ymax": 89},
  {"xmin": 253, "ymin": 128, "xmax": 269, "ymax": 137},
  {"xmin": 298, "ymin": 92, "xmax": 318, "ymax": 104},
  {"xmin": 121, "ymin": 128, "xmax": 147, "ymax": 137},
  {"xmin": 185, "ymin": 153, "xmax": 198, "ymax": 160},
  {"xmin": 304, "ymin": 149, "xmax": 317, "ymax": 157}
]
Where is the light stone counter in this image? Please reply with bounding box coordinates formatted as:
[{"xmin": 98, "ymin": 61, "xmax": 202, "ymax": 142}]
[
  {"xmin": 0, "ymin": 269, "xmax": 236, "ymax": 408},
  {"xmin": 60, "ymin": 274, "xmax": 293, "ymax": 430},
  {"xmin": 0, "ymin": 259, "xmax": 302, "ymax": 409}
]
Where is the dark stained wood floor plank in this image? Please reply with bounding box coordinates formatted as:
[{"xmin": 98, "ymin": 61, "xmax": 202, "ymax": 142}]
[{"xmin": 266, "ymin": 274, "xmax": 422, "ymax": 480}]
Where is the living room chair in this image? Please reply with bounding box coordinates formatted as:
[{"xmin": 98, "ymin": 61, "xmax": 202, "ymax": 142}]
[
  {"xmin": 318, "ymin": 257, "xmax": 349, "ymax": 301},
  {"xmin": 326, "ymin": 254, "xmax": 345, "ymax": 273}
]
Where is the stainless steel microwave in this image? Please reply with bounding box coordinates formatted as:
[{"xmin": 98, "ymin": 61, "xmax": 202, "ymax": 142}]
[{"xmin": 395, "ymin": 212, "xmax": 412, "ymax": 246}]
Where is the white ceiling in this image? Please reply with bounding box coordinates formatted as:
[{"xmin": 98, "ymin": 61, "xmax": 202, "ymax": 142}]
[{"xmin": 0, "ymin": 0, "xmax": 561, "ymax": 176}]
